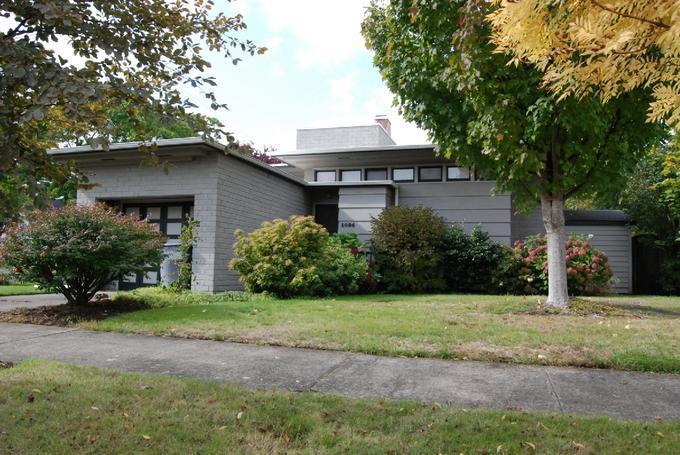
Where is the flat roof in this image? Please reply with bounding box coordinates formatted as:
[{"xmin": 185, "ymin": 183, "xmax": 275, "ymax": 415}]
[
  {"xmin": 564, "ymin": 210, "xmax": 630, "ymax": 226},
  {"xmin": 272, "ymin": 143, "xmax": 435, "ymax": 157},
  {"xmin": 48, "ymin": 137, "xmax": 307, "ymax": 186}
]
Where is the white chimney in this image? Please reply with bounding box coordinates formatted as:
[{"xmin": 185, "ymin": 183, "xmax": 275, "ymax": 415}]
[{"xmin": 375, "ymin": 114, "xmax": 391, "ymax": 137}]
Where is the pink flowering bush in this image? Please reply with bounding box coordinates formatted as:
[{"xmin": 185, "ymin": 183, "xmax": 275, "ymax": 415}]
[
  {"xmin": 0, "ymin": 203, "xmax": 165, "ymax": 305},
  {"xmin": 230, "ymin": 216, "xmax": 368, "ymax": 297},
  {"xmin": 513, "ymin": 234, "xmax": 613, "ymax": 295}
]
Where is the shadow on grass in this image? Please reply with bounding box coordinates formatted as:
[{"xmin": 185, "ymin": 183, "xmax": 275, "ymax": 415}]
[{"xmin": 612, "ymin": 303, "xmax": 680, "ymax": 318}]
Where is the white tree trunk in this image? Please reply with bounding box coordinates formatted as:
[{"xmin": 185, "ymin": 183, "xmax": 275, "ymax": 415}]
[{"xmin": 541, "ymin": 193, "xmax": 569, "ymax": 308}]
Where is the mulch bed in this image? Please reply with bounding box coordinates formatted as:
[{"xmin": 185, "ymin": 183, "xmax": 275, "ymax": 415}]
[
  {"xmin": 0, "ymin": 361, "xmax": 14, "ymax": 369},
  {"xmin": 0, "ymin": 295, "xmax": 148, "ymax": 326},
  {"xmin": 529, "ymin": 298, "xmax": 641, "ymax": 318}
]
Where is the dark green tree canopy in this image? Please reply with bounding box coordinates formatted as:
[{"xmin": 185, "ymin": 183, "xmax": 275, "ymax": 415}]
[
  {"xmin": 1, "ymin": 0, "xmax": 262, "ymax": 228},
  {"xmin": 362, "ymin": 0, "xmax": 663, "ymax": 209}
]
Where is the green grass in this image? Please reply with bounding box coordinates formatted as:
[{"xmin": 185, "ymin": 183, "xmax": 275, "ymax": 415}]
[
  {"xmin": 1, "ymin": 359, "xmax": 678, "ymax": 454},
  {"xmin": 81, "ymin": 289, "xmax": 680, "ymax": 373},
  {"xmin": 0, "ymin": 283, "xmax": 46, "ymax": 296}
]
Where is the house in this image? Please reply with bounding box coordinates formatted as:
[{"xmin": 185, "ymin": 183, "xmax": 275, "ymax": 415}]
[{"xmin": 49, "ymin": 117, "xmax": 633, "ymax": 293}]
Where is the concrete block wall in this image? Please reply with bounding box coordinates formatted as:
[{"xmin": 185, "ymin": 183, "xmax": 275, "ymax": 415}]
[
  {"xmin": 297, "ymin": 125, "xmax": 395, "ymax": 150},
  {"xmin": 213, "ymin": 154, "xmax": 311, "ymax": 290},
  {"xmin": 76, "ymin": 155, "xmax": 221, "ymax": 292}
]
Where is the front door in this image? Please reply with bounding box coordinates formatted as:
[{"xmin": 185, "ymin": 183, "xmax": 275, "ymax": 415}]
[
  {"xmin": 314, "ymin": 204, "xmax": 338, "ymax": 234},
  {"xmin": 119, "ymin": 202, "xmax": 193, "ymax": 290}
]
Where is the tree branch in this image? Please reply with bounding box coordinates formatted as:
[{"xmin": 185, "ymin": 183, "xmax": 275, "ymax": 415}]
[{"xmin": 590, "ymin": 1, "xmax": 670, "ymax": 30}]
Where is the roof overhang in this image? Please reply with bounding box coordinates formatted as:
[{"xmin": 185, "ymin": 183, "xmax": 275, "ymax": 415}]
[
  {"xmin": 48, "ymin": 137, "xmax": 306, "ymax": 186},
  {"xmin": 564, "ymin": 210, "xmax": 630, "ymax": 226}
]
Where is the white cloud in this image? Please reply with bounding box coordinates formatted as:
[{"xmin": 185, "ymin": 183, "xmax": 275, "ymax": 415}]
[
  {"xmin": 329, "ymin": 72, "xmax": 357, "ymax": 116},
  {"xmin": 257, "ymin": 0, "xmax": 369, "ymax": 69}
]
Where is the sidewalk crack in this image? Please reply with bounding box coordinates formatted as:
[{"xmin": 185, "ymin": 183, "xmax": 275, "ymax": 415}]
[
  {"xmin": 306, "ymin": 354, "xmax": 355, "ymax": 392},
  {"xmin": 545, "ymin": 370, "xmax": 565, "ymax": 413}
]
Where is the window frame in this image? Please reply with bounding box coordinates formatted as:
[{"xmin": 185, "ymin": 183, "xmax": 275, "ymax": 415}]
[
  {"xmin": 446, "ymin": 165, "xmax": 471, "ymax": 181},
  {"xmin": 364, "ymin": 167, "xmax": 389, "ymax": 181},
  {"xmin": 418, "ymin": 166, "xmax": 443, "ymax": 182},
  {"xmin": 339, "ymin": 169, "xmax": 362, "ymax": 182},
  {"xmin": 391, "ymin": 167, "xmax": 415, "ymax": 183},
  {"xmin": 314, "ymin": 169, "xmax": 337, "ymax": 182}
]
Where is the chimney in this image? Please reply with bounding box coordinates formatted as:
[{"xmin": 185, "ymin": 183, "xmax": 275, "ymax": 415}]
[{"xmin": 375, "ymin": 114, "xmax": 391, "ymax": 137}]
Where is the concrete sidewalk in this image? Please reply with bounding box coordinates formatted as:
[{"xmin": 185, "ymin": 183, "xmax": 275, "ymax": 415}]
[
  {"xmin": 0, "ymin": 294, "xmax": 65, "ymax": 312},
  {"xmin": 1, "ymin": 322, "xmax": 678, "ymax": 421}
]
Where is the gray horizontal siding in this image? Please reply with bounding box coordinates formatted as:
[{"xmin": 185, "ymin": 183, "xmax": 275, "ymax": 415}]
[
  {"xmin": 337, "ymin": 186, "xmax": 392, "ymax": 243},
  {"xmin": 399, "ymin": 181, "xmax": 512, "ymax": 245},
  {"xmin": 512, "ymin": 208, "xmax": 632, "ymax": 293}
]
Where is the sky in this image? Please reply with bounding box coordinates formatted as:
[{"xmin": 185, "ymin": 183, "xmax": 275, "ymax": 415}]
[{"xmin": 183, "ymin": 0, "xmax": 429, "ymax": 151}]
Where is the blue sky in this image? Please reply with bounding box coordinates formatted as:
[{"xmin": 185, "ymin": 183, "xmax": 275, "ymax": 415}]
[{"xmin": 183, "ymin": 0, "xmax": 428, "ymax": 150}]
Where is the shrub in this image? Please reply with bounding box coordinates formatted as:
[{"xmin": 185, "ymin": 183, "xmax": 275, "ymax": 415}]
[
  {"xmin": 113, "ymin": 287, "xmax": 254, "ymax": 308},
  {"xmin": 0, "ymin": 203, "xmax": 165, "ymax": 305},
  {"xmin": 170, "ymin": 217, "xmax": 200, "ymax": 292},
  {"xmin": 371, "ymin": 206, "xmax": 447, "ymax": 292},
  {"xmin": 513, "ymin": 234, "xmax": 613, "ymax": 295},
  {"xmin": 442, "ymin": 224, "xmax": 517, "ymax": 293},
  {"xmin": 230, "ymin": 216, "xmax": 368, "ymax": 297},
  {"xmin": 659, "ymin": 256, "xmax": 680, "ymax": 294}
]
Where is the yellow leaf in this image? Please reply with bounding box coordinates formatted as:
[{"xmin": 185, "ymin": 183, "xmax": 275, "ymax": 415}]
[
  {"xmin": 142, "ymin": 435, "xmax": 151, "ymax": 440},
  {"xmin": 91, "ymin": 406, "xmax": 99, "ymax": 411},
  {"xmin": 236, "ymin": 411, "xmax": 243, "ymax": 420},
  {"xmin": 656, "ymin": 431, "xmax": 664, "ymax": 438}
]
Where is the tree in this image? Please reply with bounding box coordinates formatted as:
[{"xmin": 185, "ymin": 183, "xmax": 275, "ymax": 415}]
[
  {"xmin": 1, "ymin": 0, "xmax": 264, "ymax": 226},
  {"xmin": 0, "ymin": 204, "xmax": 165, "ymax": 305},
  {"xmin": 362, "ymin": 0, "xmax": 663, "ymax": 306},
  {"xmin": 487, "ymin": 0, "xmax": 680, "ymax": 128}
]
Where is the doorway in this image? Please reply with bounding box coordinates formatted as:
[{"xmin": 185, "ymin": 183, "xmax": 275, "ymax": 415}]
[{"xmin": 314, "ymin": 204, "xmax": 338, "ymax": 234}]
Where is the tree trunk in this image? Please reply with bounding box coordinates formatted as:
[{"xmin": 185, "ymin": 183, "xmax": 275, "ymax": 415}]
[{"xmin": 540, "ymin": 193, "xmax": 569, "ymax": 308}]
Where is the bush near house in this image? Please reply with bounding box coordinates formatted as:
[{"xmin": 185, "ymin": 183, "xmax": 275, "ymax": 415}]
[
  {"xmin": 230, "ymin": 216, "xmax": 368, "ymax": 298},
  {"xmin": 442, "ymin": 224, "xmax": 519, "ymax": 293},
  {"xmin": 513, "ymin": 235, "xmax": 613, "ymax": 295},
  {"xmin": 0, "ymin": 203, "xmax": 165, "ymax": 305},
  {"xmin": 371, "ymin": 206, "xmax": 448, "ymax": 292}
]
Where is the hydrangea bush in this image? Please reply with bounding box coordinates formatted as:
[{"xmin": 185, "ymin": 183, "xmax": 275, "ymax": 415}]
[
  {"xmin": 0, "ymin": 203, "xmax": 165, "ymax": 305},
  {"xmin": 513, "ymin": 234, "xmax": 613, "ymax": 295},
  {"xmin": 230, "ymin": 216, "xmax": 368, "ymax": 297}
]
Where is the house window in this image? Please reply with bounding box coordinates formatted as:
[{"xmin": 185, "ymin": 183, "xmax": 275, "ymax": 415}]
[
  {"xmin": 446, "ymin": 166, "xmax": 471, "ymax": 181},
  {"xmin": 418, "ymin": 166, "xmax": 443, "ymax": 182},
  {"xmin": 365, "ymin": 168, "xmax": 388, "ymax": 181},
  {"xmin": 340, "ymin": 169, "xmax": 362, "ymax": 182},
  {"xmin": 392, "ymin": 167, "xmax": 415, "ymax": 182},
  {"xmin": 315, "ymin": 170, "xmax": 336, "ymax": 182}
]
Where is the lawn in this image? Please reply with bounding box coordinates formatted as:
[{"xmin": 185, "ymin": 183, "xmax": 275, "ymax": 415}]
[
  {"xmin": 0, "ymin": 283, "xmax": 45, "ymax": 296},
  {"xmin": 0, "ymin": 360, "xmax": 678, "ymax": 454},
  {"xmin": 81, "ymin": 289, "xmax": 680, "ymax": 373}
]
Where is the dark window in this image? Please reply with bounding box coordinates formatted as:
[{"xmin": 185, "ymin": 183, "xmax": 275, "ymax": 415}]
[
  {"xmin": 392, "ymin": 167, "xmax": 415, "ymax": 182},
  {"xmin": 446, "ymin": 166, "xmax": 471, "ymax": 181},
  {"xmin": 418, "ymin": 166, "xmax": 443, "ymax": 182},
  {"xmin": 315, "ymin": 170, "xmax": 336, "ymax": 182},
  {"xmin": 340, "ymin": 169, "xmax": 362, "ymax": 182},
  {"xmin": 365, "ymin": 168, "xmax": 388, "ymax": 181}
]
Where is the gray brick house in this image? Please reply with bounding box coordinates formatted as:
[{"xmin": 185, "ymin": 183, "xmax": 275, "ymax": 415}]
[{"xmin": 50, "ymin": 117, "xmax": 632, "ymax": 293}]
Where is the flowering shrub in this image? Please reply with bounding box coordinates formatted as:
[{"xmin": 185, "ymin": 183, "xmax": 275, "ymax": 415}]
[
  {"xmin": 0, "ymin": 203, "xmax": 165, "ymax": 305},
  {"xmin": 230, "ymin": 216, "xmax": 368, "ymax": 297},
  {"xmin": 513, "ymin": 234, "xmax": 613, "ymax": 295}
]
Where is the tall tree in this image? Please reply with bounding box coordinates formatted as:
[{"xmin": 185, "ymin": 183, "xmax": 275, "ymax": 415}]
[
  {"xmin": 487, "ymin": 0, "xmax": 680, "ymax": 128},
  {"xmin": 1, "ymin": 0, "xmax": 264, "ymax": 226},
  {"xmin": 362, "ymin": 0, "xmax": 663, "ymax": 306}
]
